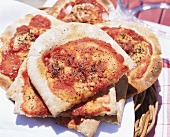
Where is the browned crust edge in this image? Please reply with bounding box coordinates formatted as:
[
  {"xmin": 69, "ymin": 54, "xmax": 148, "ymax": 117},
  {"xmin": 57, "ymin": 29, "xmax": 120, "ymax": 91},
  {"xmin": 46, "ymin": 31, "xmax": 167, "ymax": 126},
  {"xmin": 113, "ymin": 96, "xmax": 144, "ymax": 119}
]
[{"xmin": 96, "ymin": 21, "xmax": 162, "ymax": 94}]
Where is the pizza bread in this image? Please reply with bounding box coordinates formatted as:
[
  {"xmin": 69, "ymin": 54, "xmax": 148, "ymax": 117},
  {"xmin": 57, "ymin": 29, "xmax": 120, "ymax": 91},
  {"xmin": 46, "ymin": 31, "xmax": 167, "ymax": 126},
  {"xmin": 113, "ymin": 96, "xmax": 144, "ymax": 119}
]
[
  {"xmin": 60, "ymin": 75, "xmax": 127, "ymax": 119},
  {"xmin": 47, "ymin": 0, "xmax": 117, "ymax": 24},
  {"xmin": 0, "ymin": 13, "xmax": 63, "ymax": 90},
  {"xmin": 7, "ymin": 59, "xmax": 127, "ymax": 124},
  {"xmin": 57, "ymin": 76, "xmax": 128, "ymax": 136},
  {"xmin": 6, "ymin": 59, "xmax": 124, "ymax": 136},
  {"xmin": 96, "ymin": 21, "xmax": 162, "ymax": 95},
  {"xmin": 27, "ymin": 22, "xmax": 136, "ymax": 117},
  {"xmin": 7, "ymin": 60, "xmax": 125, "ymax": 119},
  {"xmin": 60, "ymin": 85, "xmax": 117, "ymax": 117},
  {"xmin": 60, "ymin": 75, "xmax": 128, "ymax": 124},
  {"xmin": 6, "ymin": 59, "xmax": 51, "ymax": 117},
  {"xmin": 7, "ymin": 59, "xmax": 99, "ymax": 136}
]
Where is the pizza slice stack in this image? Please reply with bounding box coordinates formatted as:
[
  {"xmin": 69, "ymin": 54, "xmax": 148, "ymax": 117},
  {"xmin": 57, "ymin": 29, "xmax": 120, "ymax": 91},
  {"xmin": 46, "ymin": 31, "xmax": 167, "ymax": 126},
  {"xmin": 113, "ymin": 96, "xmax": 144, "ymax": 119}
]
[
  {"xmin": 6, "ymin": 60, "xmax": 126, "ymax": 136},
  {"xmin": 26, "ymin": 22, "xmax": 135, "ymax": 136},
  {"xmin": 7, "ymin": 59, "xmax": 128, "ymax": 136},
  {"xmin": 47, "ymin": 0, "xmax": 162, "ymax": 97},
  {"xmin": 27, "ymin": 22, "xmax": 135, "ymax": 117},
  {"xmin": 59, "ymin": 75, "xmax": 128, "ymax": 125},
  {"xmin": 2, "ymin": 1, "xmax": 162, "ymax": 136},
  {"xmin": 6, "ymin": 22, "xmax": 135, "ymax": 136}
]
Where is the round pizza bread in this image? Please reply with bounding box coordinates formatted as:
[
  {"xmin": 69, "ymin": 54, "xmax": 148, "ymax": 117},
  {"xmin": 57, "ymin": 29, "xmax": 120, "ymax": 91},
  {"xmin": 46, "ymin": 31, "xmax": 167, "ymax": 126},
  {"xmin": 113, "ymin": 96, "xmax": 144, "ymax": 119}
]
[
  {"xmin": 27, "ymin": 22, "xmax": 136, "ymax": 117},
  {"xmin": 47, "ymin": 0, "xmax": 117, "ymax": 24},
  {"xmin": 0, "ymin": 13, "xmax": 63, "ymax": 90},
  {"xmin": 96, "ymin": 21, "xmax": 162, "ymax": 95}
]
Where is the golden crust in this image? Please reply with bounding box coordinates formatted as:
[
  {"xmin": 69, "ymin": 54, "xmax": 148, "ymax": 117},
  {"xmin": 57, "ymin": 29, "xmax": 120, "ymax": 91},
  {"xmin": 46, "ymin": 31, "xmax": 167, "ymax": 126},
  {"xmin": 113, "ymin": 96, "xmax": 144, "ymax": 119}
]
[
  {"xmin": 0, "ymin": 73, "xmax": 12, "ymax": 90},
  {"xmin": 128, "ymin": 55, "xmax": 162, "ymax": 94},
  {"xmin": 96, "ymin": 21, "xmax": 162, "ymax": 95}
]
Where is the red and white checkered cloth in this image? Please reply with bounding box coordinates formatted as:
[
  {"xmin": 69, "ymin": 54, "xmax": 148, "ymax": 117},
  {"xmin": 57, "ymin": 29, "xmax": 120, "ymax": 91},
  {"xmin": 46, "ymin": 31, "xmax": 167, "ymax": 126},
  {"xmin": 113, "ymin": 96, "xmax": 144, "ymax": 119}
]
[{"xmin": 147, "ymin": 58, "xmax": 170, "ymax": 137}]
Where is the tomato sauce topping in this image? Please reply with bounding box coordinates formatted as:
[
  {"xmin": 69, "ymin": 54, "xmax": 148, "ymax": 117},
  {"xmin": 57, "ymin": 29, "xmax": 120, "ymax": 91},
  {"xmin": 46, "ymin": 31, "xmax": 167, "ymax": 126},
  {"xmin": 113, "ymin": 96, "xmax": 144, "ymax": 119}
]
[
  {"xmin": 57, "ymin": 0, "xmax": 108, "ymax": 24},
  {"xmin": 42, "ymin": 37, "xmax": 128, "ymax": 104},
  {"xmin": 101, "ymin": 26, "xmax": 152, "ymax": 79},
  {"xmin": 20, "ymin": 70, "xmax": 51, "ymax": 117},
  {"xmin": 0, "ymin": 15, "xmax": 51, "ymax": 80},
  {"xmin": 0, "ymin": 51, "xmax": 22, "ymax": 80},
  {"xmin": 29, "ymin": 15, "xmax": 51, "ymax": 29}
]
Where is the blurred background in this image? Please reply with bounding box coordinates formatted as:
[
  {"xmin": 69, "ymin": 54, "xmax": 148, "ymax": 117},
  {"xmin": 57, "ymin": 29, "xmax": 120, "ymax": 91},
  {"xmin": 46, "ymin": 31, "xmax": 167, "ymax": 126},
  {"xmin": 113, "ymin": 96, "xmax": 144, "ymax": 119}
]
[
  {"xmin": 115, "ymin": 0, "xmax": 170, "ymax": 26},
  {"xmin": 15, "ymin": 0, "xmax": 170, "ymax": 26}
]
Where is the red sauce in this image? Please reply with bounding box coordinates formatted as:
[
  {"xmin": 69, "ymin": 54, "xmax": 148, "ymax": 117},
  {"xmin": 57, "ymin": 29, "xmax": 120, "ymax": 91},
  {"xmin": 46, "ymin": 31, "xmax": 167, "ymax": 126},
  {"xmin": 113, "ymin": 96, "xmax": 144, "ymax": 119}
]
[
  {"xmin": 101, "ymin": 26, "xmax": 153, "ymax": 55},
  {"xmin": 21, "ymin": 70, "xmax": 51, "ymax": 117},
  {"xmin": 0, "ymin": 14, "xmax": 51, "ymax": 81},
  {"xmin": 0, "ymin": 51, "xmax": 22, "ymax": 80},
  {"xmin": 16, "ymin": 25, "xmax": 29, "ymax": 34},
  {"xmin": 29, "ymin": 15, "xmax": 51, "ymax": 29},
  {"xmin": 101, "ymin": 26, "xmax": 152, "ymax": 79},
  {"xmin": 9, "ymin": 37, "xmax": 30, "ymax": 53},
  {"xmin": 57, "ymin": 0, "xmax": 108, "ymax": 24},
  {"xmin": 42, "ymin": 37, "xmax": 128, "ymax": 104},
  {"xmin": 8, "ymin": 25, "xmax": 30, "ymax": 53}
]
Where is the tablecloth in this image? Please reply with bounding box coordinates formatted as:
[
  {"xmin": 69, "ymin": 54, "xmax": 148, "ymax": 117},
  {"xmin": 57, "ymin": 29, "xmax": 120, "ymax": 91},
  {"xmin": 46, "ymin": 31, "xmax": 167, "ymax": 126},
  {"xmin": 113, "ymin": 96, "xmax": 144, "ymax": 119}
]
[{"xmin": 147, "ymin": 61, "xmax": 170, "ymax": 137}]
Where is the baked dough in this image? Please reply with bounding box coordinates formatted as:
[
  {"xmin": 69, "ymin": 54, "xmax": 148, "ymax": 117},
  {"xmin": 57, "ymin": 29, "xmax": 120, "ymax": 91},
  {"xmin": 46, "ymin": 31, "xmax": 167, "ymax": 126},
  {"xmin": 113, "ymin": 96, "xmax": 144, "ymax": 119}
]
[
  {"xmin": 97, "ymin": 21, "xmax": 162, "ymax": 95},
  {"xmin": 27, "ymin": 22, "xmax": 136, "ymax": 117},
  {"xmin": 6, "ymin": 59, "xmax": 51, "ymax": 117},
  {"xmin": 0, "ymin": 13, "xmax": 62, "ymax": 90}
]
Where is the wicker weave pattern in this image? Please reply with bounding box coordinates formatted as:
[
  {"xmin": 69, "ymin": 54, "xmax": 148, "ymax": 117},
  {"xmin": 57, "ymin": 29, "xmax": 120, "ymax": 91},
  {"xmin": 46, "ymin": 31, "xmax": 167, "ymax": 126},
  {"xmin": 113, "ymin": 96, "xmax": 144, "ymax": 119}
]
[{"xmin": 134, "ymin": 84, "xmax": 158, "ymax": 137}]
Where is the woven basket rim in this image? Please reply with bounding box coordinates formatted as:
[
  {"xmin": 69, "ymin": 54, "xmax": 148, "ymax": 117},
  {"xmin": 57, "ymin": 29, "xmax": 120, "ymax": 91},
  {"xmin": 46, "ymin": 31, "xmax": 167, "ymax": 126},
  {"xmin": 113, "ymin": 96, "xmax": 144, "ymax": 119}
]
[{"xmin": 134, "ymin": 84, "xmax": 158, "ymax": 137}]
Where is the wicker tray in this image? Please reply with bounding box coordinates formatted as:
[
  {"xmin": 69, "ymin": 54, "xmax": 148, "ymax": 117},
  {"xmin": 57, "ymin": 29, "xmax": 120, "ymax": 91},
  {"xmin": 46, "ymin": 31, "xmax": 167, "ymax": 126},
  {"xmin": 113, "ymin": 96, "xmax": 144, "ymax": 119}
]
[{"xmin": 133, "ymin": 84, "xmax": 158, "ymax": 137}]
